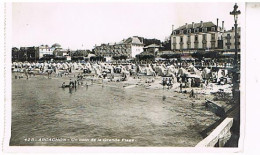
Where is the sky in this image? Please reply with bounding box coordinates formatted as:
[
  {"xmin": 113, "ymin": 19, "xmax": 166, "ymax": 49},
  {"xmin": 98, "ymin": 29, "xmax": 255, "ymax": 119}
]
[{"xmin": 12, "ymin": 2, "xmax": 242, "ymax": 50}]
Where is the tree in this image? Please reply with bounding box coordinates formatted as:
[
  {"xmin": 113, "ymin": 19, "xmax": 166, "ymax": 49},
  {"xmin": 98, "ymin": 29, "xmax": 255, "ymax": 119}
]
[
  {"xmin": 142, "ymin": 38, "xmax": 161, "ymax": 46},
  {"xmin": 12, "ymin": 47, "xmax": 20, "ymax": 62},
  {"xmin": 137, "ymin": 54, "xmax": 155, "ymax": 61},
  {"xmin": 51, "ymin": 43, "xmax": 61, "ymax": 49}
]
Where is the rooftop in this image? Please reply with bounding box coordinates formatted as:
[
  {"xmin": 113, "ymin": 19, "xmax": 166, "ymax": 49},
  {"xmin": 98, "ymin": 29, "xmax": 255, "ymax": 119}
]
[
  {"xmin": 144, "ymin": 44, "xmax": 162, "ymax": 49},
  {"xmin": 97, "ymin": 36, "xmax": 143, "ymax": 47},
  {"xmin": 124, "ymin": 36, "xmax": 143, "ymax": 45},
  {"xmin": 175, "ymin": 21, "xmax": 216, "ymax": 31}
]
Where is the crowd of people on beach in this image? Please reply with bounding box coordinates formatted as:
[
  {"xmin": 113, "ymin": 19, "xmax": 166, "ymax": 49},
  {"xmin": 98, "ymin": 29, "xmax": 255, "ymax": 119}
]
[{"xmin": 12, "ymin": 61, "xmax": 233, "ymax": 95}]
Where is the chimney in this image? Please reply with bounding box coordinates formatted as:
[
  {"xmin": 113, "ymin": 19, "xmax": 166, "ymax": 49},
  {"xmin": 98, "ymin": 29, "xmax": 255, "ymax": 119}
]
[
  {"xmin": 200, "ymin": 21, "xmax": 203, "ymax": 27},
  {"xmin": 192, "ymin": 22, "xmax": 194, "ymax": 28},
  {"xmin": 217, "ymin": 18, "xmax": 219, "ymax": 29},
  {"xmin": 172, "ymin": 25, "xmax": 174, "ymax": 31},
  {"xmin": 222, "ymin": 21, "xmax": 224, "ymax": 30}
]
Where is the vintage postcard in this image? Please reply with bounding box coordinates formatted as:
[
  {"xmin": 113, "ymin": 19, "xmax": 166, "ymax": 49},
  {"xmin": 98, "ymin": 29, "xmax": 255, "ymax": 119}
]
[{"xmin": 2, "ymin": 1, "xmax": 246, "ymax": 153}]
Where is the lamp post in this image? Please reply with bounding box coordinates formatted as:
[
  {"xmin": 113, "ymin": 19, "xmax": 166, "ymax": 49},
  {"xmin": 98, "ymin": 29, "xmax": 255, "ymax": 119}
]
[{"xmin": 230, "ymin": 3, "xmax": 240, "ymax": 102}]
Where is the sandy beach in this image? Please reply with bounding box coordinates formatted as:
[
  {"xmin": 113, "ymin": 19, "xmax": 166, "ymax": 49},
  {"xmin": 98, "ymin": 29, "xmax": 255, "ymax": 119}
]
[{"xmin": 10, "ymin": 71, "xmax": 234, "ymax": 146}]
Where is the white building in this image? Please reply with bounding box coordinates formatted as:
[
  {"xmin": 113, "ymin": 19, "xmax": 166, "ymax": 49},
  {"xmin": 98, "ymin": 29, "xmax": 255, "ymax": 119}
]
[
  {"xmin": 170, "ymin": 20, "xmax": 225, "ymax": 53},
  {"xmin": 39, "ymin": 45, "xmax": 54, "ymax": 59},
  {"xmin": 223, "ymin": 27, "xmax": 241, "ymax": 51},
  {"xmin": 94, "ymin": 36, "xmax": 144, "ymax": 61}
]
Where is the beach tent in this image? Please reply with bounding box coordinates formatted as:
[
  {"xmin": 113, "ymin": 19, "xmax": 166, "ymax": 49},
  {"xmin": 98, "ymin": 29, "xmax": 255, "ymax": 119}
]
[
  {"xmin": 202, "ymin": 68, "xmax": 211, "ymax": 79},
  {"xmin": 145, "ymin": 65, "xmax": 155, "ymax": 76},
  {"xmin": 178, "ymin": 67, "xmax": 189, "ymax": 77},
  {"xmin": 155, "ymin": 65, "xmax": 167, "ymax": 76},
  {"xmin": 217, "ymin": 69, "xmax": 228, "ymax": 82}
]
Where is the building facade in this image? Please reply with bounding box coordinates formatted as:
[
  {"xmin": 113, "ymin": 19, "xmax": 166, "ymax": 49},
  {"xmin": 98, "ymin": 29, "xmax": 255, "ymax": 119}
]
[
  {"xmin": 170, "ymin": 20, "xmax": 225, "ymax": 53},
  {"xmin": 223, "ymin": 27, "xmax": 241, "ymax": 51},
  {"xmin": 39, "ymin": 45, "xmax": 54, "ymax": 59},
  {"xmin": 93, "ymin": 36, "xmax": 144, "ymax": 61}
]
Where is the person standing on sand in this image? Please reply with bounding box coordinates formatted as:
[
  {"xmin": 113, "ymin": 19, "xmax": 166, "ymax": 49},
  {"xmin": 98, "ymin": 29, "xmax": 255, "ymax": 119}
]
[
  {"xmin": 168, "ymin": 78, "xmax": 172, "ymax": 89},
  {"xmin": 69, "ymin": 79, "xmax": 74, "ymax": 87},
  {"xmin": 47, "ymin": 70, "xmax": 51, "ymax": 79},
  {"xmin": 190, "ymin": 89, "xmax": 194, "ymax": 98},
  {"xmin": 74, "ymin": 80, "xmax": 77, "ymax": 88},
  {"xmin": 180, "ymin": 82, "xmax": 183, "ymax": 93},
  {"xmin": 162, "ymin": 78, "xmax": 166, "ymax": 89},
  {"xmin": 24, "ymin": 67, "xmax": 29, "ymax": 79}
]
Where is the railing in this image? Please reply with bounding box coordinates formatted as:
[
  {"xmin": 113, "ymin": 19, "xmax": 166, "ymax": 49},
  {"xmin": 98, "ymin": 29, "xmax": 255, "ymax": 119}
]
[{"xmin": 196, "ymin": 118, "xmax": 233, "ymax": 147}]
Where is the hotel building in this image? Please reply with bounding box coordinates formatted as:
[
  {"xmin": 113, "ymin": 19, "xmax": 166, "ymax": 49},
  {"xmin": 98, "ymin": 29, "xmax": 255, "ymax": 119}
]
[
  {"xmin": 170, "ymin": 19, "xmax": 225, "ymax": 53},
  {"xmin": 93, "ymin": 36, "xmax": 144, "ymax": 61}
]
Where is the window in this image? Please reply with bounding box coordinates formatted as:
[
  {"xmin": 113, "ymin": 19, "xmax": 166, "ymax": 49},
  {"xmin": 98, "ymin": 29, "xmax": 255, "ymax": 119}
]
[
  {"xmin": 172, "ymin": 37, "xmax": 177, "ymax": 49},
  {"xmin": 180, "ymin": 30, "xmax": 183, "ymax": 34},
  {"xmin": 211, "ymin": 27, "xmax": 215, "ymax": 31},
  {"xmin": 211, "ymin": 34, "xmax": 215, "ymax": 40},
  {"xmin": 227, "ymin": 46, "xmax": 230, "ymax": 49},
  {"xmin": 195, "ymin": 35, "xmax": 198, "ymax": 41},
  {"xmin": 203, "ymin": 34, "xmax": 207, "ymax": 40},
  {"xmin": 194, "ymin": 43, "xmax": 198, "ymax": 49},
  {"xmin": 173, "ymin": 31, "xmax": 176, "ymax": 35},
  {"xmin": 195, "ymin": 28, "xmax": 199, "ymax": 33},
  {"xmin": 203, "ymin": 34, "xmax": 207, "ymax": 48},
  {"xmin": 227, "ymin": 35, "xmax": 231, "ymax": 44},
  {"xmin": 173, "ymin": 37, "xmax": 176, "ymax": 43},
  {"xmin": 203, "ymin": 43, "xmax": 207, "ymax": 49},
  {"xmin": 211, "ymin": 42, "xmax": 215, "ymax": 48},
  {"xmin": 188, "ymin": 29, "xmax": 191, "ymax": 33},
  {"xmin": 180, "ymin": 44, "xmax": 183, "ymax": 50},
  {"xmin": 180, "ymin": 37, "xmax": 183, "ymax": 43},
  {"xmin": 172, "ymin": 44, "xmax": 176, "ymax": 49},
  {"xmin": 203, "ymin": 28, "xmax": 207, "ymax": 33},
  {"xmin": 227, "ymin": 34, "xmax": 231, "ymax": 39}
]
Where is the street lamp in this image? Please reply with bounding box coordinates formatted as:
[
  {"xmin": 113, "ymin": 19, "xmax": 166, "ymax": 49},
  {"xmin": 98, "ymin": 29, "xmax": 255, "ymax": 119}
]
[
  {"xmin": 230, "ymin": 3, "xmax": 240, "ymax": 102},
  {"xmin": 230, "ymin": 3, "xmax": 241, "ymax": 66}
]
